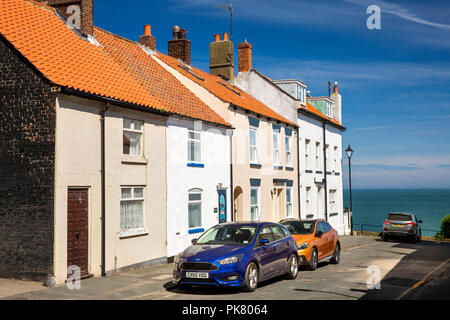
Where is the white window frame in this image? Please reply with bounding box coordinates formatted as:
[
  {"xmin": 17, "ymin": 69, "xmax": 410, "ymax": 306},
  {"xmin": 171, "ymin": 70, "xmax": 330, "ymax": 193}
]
[
  {"xmin": 325, "ymin": 144, "xmax": 330, "ymax": 171},
  {"xmin": 273, "ymin": 129, "xmax": 280, "ymax": 165},
  {"xmin": 329, "ymin": 189, "xmax": 337, "ymax": 213},
  {"xmin": 334, "ymin": 146, "xmax": 338, "ymax": 172},
  {"xmin": 188, "ymin": 129, "xmax": 202, "ymax": 163},
  {"xmin": 249, "ymin": 127, "xmax": 258, "ymax": 164},
  {"xmin": 123, "ymin": 118, "xmax": 144, "ymax": 157},
  {"xmin": 327, "ymin": 101, "xmax": 333, "ymax": 117},
  {"xmin": 305, "ymin": 139, "xmax": 311, "ymax": 170},
  {"xmin": 120, "ymin": 186, "xmax": 146, "ymax": 236},
  {"xmin": 305, "ymin": 186, "xmax": 311, "ymax": 216},
  {"xmin": 188, "ymin": 189, "xmax": 202, "ymax": 229},
  {"xmin": 315, "ymin": 141, "xmax": 321, "ymax": 170},
  {"xmin": 285, "ymin": 135, "xmax": 292, "ymax": 167},
  {"xmin": 250, "ymin": 187, "xmax": 260, "ymax": 222},
  {"xmin": 286, "ymin": 187, "xmax": 293, "ymax": 218}
]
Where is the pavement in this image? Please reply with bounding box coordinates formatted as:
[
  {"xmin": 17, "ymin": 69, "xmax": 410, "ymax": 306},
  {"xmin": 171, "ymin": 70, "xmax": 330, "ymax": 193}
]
[{"xmin": 2, "ymin": 235, "xmax": 449, "ymax": 300}]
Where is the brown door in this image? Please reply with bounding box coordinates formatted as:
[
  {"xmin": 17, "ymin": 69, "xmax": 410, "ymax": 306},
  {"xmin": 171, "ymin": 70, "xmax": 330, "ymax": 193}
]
[{"xmin": 67, "ymin": 188, "xmax": 89, "ymax": 278}]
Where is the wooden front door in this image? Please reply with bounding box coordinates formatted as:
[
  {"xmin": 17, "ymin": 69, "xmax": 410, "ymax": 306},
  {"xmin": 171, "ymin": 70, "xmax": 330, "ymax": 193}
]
[{"xmin": 67, "ymin": 188, "xmax": 89, "ymax": 278}]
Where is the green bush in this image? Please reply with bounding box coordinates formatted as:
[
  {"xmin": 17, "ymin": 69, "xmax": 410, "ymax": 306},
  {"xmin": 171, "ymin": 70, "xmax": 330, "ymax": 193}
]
[{"xmin": 441, "ymin": 214, "xmax": 450, "ymax": 239}]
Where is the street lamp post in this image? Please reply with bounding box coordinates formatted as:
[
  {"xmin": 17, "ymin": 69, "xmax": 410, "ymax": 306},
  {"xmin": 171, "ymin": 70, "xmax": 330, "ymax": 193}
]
[{"xmin": 345, "ymin": 145, "xmax": 354, "ymax": 236}]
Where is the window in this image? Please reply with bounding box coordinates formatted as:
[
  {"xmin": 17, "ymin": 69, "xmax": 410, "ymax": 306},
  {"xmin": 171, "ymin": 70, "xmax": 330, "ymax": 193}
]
[
  {"xmin": 257, "ymin": 226, "xmax": 274, "ymax": 246},
  {"xmin": 120, "ymin": 187, "xmax": 145, "ymax": 231},
  {"xmin": 249, "ymin": 127, "xmax": 258, "ymax": 163},
  {"xmin": 305, "ymin": 139, "xmax": 311, "ymax": 170},
  {"xmin": 334, "ymin": 146, "xmax": 338, "ymax": 172},
  {"xmin": 329, "ymin": 189, "xmax": 337, "ymax": 213},
  {"xmin": 188, "ymin": 189, "xmax": 202, "ymax": 228},
  {"xmin": 315, "ymin": 141, "xmax": 321, "ymax": 170},
  {"xmin": 188, "ymin": 130, "xmax": 201, "ymax": 162},
  {"xmin": 123, "ymin": 119, "xmax": 143, "ymax": 156},
  {"xmin": 325, "ymin": 144, "xmax": 330, "ymax": 170},
  {"xmin": 285, "ymin": 135, "xmax": 292, "ymax": 167},
  {"xmin": 286, "ymin": 187, "xmax": 293, "ymax": 218},
  {"xmin": 270, "ymin": 225, "xmax": 285, "ymax": 241},
  {"xmin": 327, "ymin": 101, "xmax": 333, "ymax": 117},
  {"xmin": 297, "ymin": 85, "xmax": 306, "ymax": 104},
  {"xmin": 250, "ymin": 187, "xmax": 260, "ymax": 221},
  {"xmin": 273, "ymin": 129, "xmax": 280, "ymax": 165},
  {"xmin": 305, "ymin": 187, "xmax": 311, "ymax": 215}
]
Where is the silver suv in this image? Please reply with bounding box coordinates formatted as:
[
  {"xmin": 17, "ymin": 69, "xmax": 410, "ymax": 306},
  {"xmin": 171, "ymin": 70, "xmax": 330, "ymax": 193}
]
[{"xmin": 382, "ymin": 212, "xmax": 422, "ymax": 243}]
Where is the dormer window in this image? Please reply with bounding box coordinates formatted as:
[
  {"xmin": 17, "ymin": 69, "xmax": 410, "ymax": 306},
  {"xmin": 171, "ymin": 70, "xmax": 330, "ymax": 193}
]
[
  {"xmin": 296, "ymin": 85, "xmax": 306, "ymax": 104},
  {"xmin": 327, "ymin": 101, "xmax": 333, "ymax": 118}
]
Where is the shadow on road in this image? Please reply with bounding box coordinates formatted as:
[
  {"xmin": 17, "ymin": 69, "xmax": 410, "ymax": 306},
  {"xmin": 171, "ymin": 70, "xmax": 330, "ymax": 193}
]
[{"xmin": 357, "ymin": 240, "xmax": 450, "ymax": 300}]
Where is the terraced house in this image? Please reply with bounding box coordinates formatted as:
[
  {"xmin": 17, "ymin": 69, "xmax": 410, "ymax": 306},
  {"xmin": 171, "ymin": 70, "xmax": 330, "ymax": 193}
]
[
  {"xmin": 234, "ymin": 42, "xmax": 349, "ymax": 235},
  {"xmin": 154, "ymin": 33, "xmax": 299, "ymax": 225},
  {"xmin": 0, "ymin": 0, "xmax": 232, "ymax": 284}
]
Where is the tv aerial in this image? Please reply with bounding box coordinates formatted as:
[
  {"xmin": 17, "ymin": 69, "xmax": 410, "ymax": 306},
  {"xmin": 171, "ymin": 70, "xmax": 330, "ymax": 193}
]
[{"xmin": 215, "ymin": 3, "xmax": 233, "ymax": 41}]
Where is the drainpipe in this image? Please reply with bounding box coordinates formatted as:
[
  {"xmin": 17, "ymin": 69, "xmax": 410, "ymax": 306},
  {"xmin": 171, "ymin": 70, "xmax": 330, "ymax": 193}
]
[
  {"xmin": 101, "ymin": 102, "xmax": 110, "ymax": 277},
  {"xmin": 229, "ymin": 129, "xmax": 234, "ymax": 222},
  {"xmin": 296, "ymin": 126, "xmax": 301, "ymax": 219},
  {"xmin": 322, "ymin": 121, "xmax": 328, "ymax": 221}
]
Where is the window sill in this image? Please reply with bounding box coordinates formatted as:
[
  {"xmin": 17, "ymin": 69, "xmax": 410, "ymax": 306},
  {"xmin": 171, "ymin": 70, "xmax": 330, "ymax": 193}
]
[
  {"xmin": 250, "ymin": 163, "xmax": 262, "ymax": 169},
  {"xmin": 273, "ymin": 165, "xmax": 283, "ymax": 170},
  {"xmin": 187, "ymin": 162, "xmax": 205, "ymax": 168},
  {"xmin": 188, "ymin": 227, "xmax": 205, "ymax": 235},
  {"xmin": 329, "ymin": 212, "xmax": 339, "ymax": 217},
  {"xmin": 286, "ymin": 166, "xmax": 294, "ymax": 171},
  {"xmin": 121, "ymin": 156, "xmax": 148, "ymax": 165},
  {"xmin": 305, "ymin": 169, "xmax": 313, "ymax": 173},
  {"xmin": 119, "ymin": 228, "xmax": 149, "ymax": 239}
]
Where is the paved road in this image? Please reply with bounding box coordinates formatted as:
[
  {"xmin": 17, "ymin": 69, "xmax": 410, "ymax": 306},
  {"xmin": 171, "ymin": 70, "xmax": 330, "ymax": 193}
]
[{"xmin": 4, "ymin": 237, "xmax": 450, "ymax": 300}]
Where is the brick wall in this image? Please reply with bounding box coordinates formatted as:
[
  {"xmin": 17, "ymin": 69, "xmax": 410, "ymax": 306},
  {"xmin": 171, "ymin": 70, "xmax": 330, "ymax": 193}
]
[
  {"xmin": 168, "ymin": 39, "xmax": 191, "ymax": 65},
  {"xmin": 0, "ymin": 38, "xmax": 57, "ymax": 281}
]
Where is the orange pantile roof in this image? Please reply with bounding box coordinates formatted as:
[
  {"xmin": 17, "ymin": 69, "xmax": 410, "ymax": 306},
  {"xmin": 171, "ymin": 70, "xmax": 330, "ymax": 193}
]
[
  {"xmin": 94, "ymin": 27, "xmax": 230, "ymax": 126},
  {"xmin": 0, "ymin": 0, "xmax": 171, "ymax": 115},
  {"xmin": 156, "ymin": 53, "xmax": 297, "ymax": 127},
  {"xmin": 301, "ymin": 102, "xmax": 344, "ymax": 128}
]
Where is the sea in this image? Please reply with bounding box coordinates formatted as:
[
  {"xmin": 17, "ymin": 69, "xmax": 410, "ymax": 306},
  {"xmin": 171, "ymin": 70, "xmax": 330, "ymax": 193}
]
[{"xmin": 343, "ymin": 189, "xmax": 450, "ymax": 237}]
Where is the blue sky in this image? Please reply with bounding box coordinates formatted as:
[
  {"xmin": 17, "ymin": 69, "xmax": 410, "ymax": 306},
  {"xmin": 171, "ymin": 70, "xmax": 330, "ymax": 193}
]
[{"xmin": 94, "ymin": 0, "xmax": 450, "ymax": 189}]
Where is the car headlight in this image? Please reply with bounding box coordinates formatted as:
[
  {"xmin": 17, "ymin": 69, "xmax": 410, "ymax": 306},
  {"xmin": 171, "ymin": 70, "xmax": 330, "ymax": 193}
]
[
  {"xmin": 174, "ymin": 255, "xmax": 181, "ymax": 264},
  {"xmin": 297, "ymin": 243, "xmax": 310, "ymax": 250},
  {"xmin": 218, "ymin": 255, "xmax": 243, "ymax": 265}
]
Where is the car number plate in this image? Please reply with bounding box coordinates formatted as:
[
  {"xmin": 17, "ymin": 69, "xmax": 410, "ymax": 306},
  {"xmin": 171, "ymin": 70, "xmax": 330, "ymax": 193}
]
[
  {"xmin": 186, "ymin": 272, "xmax": 209, "ymax": 279},
  {"xmin": 393, "ymin": 224, "xmax": 404, "ymax": 227}
]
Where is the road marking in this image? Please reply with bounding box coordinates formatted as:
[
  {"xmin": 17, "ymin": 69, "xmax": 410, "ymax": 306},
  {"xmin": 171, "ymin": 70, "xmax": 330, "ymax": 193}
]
[
  {"xmin": 396, "ymin": 258, "xmax": 450, "ymax": 300},
  {"xmin": 343, "ymin": 242, "xmax": 378, "ymax": 252}
]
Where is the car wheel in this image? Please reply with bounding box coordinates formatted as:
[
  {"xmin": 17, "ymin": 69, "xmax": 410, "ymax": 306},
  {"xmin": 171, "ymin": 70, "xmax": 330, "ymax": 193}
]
[
  {"xmin": 411, "ymin": 234, "xmax": 417, "ymax": 244},
  {"xmin": 308, "ymin": 248, "xmax": 318, "ymax": 271},
  {"xmin": 284, "ymin": 254, "xmax": 299, "ymax": 279},
  {"xmin": 418, "ymin": 232, "xmax": 422, "ymax": 242},
  {"xmin": 382, "ymin": 233, "xmax": 389, "ymax": 242},
  {"xmin": 243, "ymin": 262, "xmax": 259, "ymax": 292},
  {"xmin": 330, "ymin": 243, "xmax": 340, "ymax": 264}
]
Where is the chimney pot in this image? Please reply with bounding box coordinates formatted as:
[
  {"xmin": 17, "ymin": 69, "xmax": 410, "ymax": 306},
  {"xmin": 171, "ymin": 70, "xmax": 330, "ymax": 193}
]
[
  {"xmin": 223, "ymin": 33, "xmax": 229, "ymax": 41},
  {"xmin": 144, "ymin": 25, "xmax": 152, "ymax": 36},
  {"xmin": 214, "ymin": 34, "xmax": 221, "ymax": 42}
]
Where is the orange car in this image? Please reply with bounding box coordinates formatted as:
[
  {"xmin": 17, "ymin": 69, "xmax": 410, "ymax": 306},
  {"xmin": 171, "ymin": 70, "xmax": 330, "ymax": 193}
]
[{"xmin": 279, "ymin": 219, "xmax": 340, "ymax": 270}]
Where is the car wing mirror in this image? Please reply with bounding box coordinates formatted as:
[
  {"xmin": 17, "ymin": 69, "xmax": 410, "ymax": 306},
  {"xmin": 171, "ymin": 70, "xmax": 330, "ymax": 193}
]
[
  {"xmin": 259, "ymin": 239, "xmax": 270, "ymax": 246},
  {"xmin": 316, "ymin": 231, "xmax": 323, "ymax": 238},
  {"xmin": 191, "ymin": 238, "xmax": 198, "ymax": 245},
  {"xmin": 418, "ymin": 220, "xmax": 423, "ymax": 224}
]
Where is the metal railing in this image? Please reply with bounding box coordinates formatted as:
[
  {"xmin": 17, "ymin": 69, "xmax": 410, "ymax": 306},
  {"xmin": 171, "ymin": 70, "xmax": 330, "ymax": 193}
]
[{"xmin": 353, "ymin": 224, "xmax": 440, "ymax": 236}]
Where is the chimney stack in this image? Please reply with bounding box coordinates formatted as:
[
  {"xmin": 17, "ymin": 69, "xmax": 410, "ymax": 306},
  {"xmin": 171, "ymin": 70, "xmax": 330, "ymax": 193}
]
[
  {"xmin": 38, "ymin": 0, "xmax": 94, "ymax": 36},
  {"xmin": 238, "ymin": 40, "xmax": 252, "ymax": 73},
  {"xmin": 139, "ymin": 25, "xmax": 156, "ymax": 51},
  {"xmin": 168, "ymin": 26, "xmax": 191, "ymax": 65},
  {"xmin": 330, "ymin": 82, "xmax": 342, "ymax": 123},
  {"xmin": 209, "ymin": 33, "xmax": 234, "ymax": 82}
]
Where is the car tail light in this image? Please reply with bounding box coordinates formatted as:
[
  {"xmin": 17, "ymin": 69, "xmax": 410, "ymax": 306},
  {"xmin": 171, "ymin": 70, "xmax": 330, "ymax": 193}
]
[
  {"xmin": 406, "ymin": 222, "xmax": 415, "ymax": 227},
  {"xmin": 383, "ymin": 228, "xmax": 388, "ymax": 231},
  {"xmin": 384, "ymin": 220, "xmax": 391, "ymax": 225}
]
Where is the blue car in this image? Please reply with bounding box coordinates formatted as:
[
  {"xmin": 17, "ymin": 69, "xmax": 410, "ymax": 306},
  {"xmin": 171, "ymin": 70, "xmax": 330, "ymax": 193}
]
[{"xmin": 173, "ymin": 222, "xmax": 299, "ymax": 292}]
